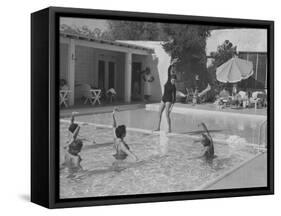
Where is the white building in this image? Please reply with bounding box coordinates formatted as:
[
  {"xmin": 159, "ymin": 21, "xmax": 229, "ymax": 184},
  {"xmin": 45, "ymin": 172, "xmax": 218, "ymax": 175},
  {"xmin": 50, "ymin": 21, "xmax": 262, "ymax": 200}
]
[{"xmin": 60, "ymin": 33, "xmax": 172, "ymax": 106}]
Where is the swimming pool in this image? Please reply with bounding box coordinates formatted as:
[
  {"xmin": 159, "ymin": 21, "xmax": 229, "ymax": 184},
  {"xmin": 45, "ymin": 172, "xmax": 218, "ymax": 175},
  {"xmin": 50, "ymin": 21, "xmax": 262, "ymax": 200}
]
[
  {"xmin": 74, "ymin": 108, "xmax": 267, "ymax": 145},
  {"xmin": 60, "ymin": 108, "xmax": 265, "ymax": 198}
]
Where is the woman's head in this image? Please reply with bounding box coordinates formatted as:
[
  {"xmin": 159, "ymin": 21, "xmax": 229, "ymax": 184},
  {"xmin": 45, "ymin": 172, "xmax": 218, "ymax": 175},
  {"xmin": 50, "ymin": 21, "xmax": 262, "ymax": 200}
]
[
  {"xmin": 69, "ymin": 139, "xmax": 83, "ymax": 155},
  {"xmin": 170, "ymin": 74, "xmax": 177, "ymax": 85},
  {"xmin": 115, "ymin": 125, "xmax": 126, "ymax": 139}
]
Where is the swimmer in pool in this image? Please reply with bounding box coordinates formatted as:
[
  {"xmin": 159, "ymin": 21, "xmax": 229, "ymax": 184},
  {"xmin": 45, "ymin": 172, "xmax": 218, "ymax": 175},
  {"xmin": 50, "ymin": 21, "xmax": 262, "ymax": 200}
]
[
  {"xmin": 194, "ymin": 122, "xmax": 215, "ymax": 163},
  {"xmin": 62, "ymin": 137, "xmax": 83, "ymax": 171},
  {"xmin": 112, "ymin": 107, "xmax": 138, "ymax": 162},
  {"xmin": 68, "ymin": 112, "xmax": 80, "ymax": 141},
  {"xmin": 67, "ymin": 111, "xmax": 96, "ymax": 144}
]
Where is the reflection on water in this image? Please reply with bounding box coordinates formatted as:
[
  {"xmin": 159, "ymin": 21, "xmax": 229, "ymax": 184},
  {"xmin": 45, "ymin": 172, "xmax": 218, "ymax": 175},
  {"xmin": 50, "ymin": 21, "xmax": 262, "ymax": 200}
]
[{"xmin": 60, "ymin": 117, "xmax": 260, "ymax": 198}]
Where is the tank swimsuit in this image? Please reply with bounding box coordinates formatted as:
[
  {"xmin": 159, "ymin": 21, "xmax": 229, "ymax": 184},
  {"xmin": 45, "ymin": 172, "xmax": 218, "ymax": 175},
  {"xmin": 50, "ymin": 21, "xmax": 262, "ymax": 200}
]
[{"xmin": 162, "ymin": 81, "xmax": 176, "ymax": 103}]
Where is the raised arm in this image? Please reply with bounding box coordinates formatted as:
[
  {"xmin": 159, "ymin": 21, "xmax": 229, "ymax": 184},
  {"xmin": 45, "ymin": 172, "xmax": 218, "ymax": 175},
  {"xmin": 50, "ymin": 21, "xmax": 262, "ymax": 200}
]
[
  {"xmin": 112, "ymin": 110, "xmax": 117, "ymax": 137},
  {"xmin": 112, "ymin": 107, "xmax": 119, "ymax": 138}
]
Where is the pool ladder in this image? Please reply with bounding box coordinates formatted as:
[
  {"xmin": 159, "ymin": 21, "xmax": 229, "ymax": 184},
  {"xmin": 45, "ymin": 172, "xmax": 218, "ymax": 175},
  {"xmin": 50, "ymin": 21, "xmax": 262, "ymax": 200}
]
[{"xmin": 258, "ymin": 119, "xmax": 267, "ymax": 151}]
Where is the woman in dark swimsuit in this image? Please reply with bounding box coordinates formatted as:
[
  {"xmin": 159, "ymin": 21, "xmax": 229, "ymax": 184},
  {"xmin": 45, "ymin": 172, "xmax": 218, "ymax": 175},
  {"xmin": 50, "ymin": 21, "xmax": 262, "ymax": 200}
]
[{"xmin": 154, "ymin": 74, "xmax": 177, "ymax": 133}]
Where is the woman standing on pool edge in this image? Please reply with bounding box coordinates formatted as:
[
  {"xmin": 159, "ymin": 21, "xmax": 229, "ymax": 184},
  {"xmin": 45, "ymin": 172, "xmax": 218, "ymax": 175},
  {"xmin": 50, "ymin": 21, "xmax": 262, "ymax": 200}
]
[{"xmin": 154, "ymin": 74, "xmax": 177, "ymax": 133}]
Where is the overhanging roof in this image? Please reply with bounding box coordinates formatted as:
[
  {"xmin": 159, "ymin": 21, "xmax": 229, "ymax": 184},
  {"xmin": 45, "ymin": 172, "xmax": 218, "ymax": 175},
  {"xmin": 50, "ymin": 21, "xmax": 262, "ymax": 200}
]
[{"xmin": 60, "ymin": 32, "xmax": 154, "ymax": 54}]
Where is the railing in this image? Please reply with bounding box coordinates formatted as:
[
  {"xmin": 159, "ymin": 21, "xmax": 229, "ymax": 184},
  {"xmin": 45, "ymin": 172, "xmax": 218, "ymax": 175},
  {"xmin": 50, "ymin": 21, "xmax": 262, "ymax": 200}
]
[{"xmin": 258, "ymin": 119, "xmax": 267, "ymax": 151}]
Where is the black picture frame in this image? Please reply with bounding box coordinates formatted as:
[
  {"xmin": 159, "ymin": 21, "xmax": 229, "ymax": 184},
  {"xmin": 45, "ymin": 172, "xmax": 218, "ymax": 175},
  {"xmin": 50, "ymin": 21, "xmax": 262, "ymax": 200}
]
[{"xmin": 31, "ymin": 6, "xmax": 274, "ymax": 209}]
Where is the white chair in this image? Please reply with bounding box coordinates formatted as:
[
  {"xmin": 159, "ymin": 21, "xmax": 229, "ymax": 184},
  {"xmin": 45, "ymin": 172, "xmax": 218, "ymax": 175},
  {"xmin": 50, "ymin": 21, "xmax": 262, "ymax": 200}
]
[
  {"xmin": 250, "ymin": 91, "xmax": 262, "ymax": 110},
  {"xmin": 89, "ymin": 89, "xmax": 102, "ymax": 105},
  {"xmin": 106, "ymin": 88, "xmax": 117, "ymax": 103},
  {"xmin": 60, "ymin": 90, "xmax": 71, "ymax": 107},
  {"xmin": 81, "ymin": 84, "xmax": 101, "ymax": 105}
]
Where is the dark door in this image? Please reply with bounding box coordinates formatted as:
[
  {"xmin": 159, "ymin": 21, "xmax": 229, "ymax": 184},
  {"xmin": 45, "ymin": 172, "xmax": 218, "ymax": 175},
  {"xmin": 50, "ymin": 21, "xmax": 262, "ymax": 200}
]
[
  {"xmin": 108, "ymin": 61, "xmax": 115, "ymax": 89},
  {"xmin": 132, "ymin": 62, "xmax": 142, "ymax": 100},
  {"xmin": 98, "ymin": 60, "xmax": 105, "ymax": 90}
]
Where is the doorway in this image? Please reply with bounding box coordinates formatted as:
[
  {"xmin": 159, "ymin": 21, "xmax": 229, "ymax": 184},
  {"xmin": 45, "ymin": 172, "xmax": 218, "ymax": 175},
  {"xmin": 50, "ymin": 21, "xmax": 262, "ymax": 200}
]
[
  {"xmin": 132, "ymin": 62, "xmax": 142, "ymax": 101},
  {"xmin": 108, "ymin": 61, "xmax": 115, "ymax": 89},
  {"xmin": 98, "ymin": 60, "xmax": 105, "ymax": 90}
]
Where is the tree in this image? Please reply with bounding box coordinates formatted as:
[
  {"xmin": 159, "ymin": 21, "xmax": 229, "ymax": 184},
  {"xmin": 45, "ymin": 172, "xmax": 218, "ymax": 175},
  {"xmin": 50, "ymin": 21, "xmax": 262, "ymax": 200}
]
[
  {"xmin": 210, "ymin": 40, "xmax": 237, "ymax": 67},
  {"xmin": 60, "ymin": 24, "xmax": 113, "ymax": 40},
  {"xmin": 161, "ymin": 24, "xmax": 211, "ymax": 87},
  {"xmin": 207, "ymin": 40, "xmax": 237, "ymax": 90},
  {"xmin": 107, "ymin": 21, "xmax": 165, "ymax": 40},
  {"xmin": 107, "ymin": 22, "xmax": 211, "ymax": 89}
]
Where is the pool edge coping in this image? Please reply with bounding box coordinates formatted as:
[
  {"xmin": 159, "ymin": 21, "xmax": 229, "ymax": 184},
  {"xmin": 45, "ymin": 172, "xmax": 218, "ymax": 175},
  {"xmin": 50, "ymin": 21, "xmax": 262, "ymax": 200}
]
[
  {"xmin": 195, "ymin": 151, "xmax": 266, "ymax": 191},
  {"xmin": 146, "ymin": 103, "xmax": 267, "ymax": 120}
]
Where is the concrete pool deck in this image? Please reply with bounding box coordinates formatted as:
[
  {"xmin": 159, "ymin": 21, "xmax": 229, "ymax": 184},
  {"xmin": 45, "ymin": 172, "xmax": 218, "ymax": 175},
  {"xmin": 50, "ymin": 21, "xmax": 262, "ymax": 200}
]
[
  {"xmin": 60, "ymin": 102, "xmax": 267, "ymax": 118},
  {"xmin": 147, "ymin": 103, "xmax": 267, "ymax": 119},
  {"xmin": 60, "ymin": 103, "xmax": 145, "ymax": 118}
]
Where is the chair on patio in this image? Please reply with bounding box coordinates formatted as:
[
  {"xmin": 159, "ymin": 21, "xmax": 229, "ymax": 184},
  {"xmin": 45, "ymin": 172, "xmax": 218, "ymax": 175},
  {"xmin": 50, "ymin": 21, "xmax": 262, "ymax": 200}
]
[
  {"xmin": 217, "ymin": 88, "xmax": 231, "ymax": 108},
  {"xmin": 60, "ymin": 89, "xmax": 71, "ymax": 108},
  {"xmin": 249, "ymin": 91, "xmax": 265, "ymax": 110},
  {"xmin": 81, "ymin": 84, "xmax": 102, "ymax": 106},
  {"xmin": 106, "ymin": 88, "xmax": 117, "ymax": 103},
  {"xmin": 185, "ymin": 88, "xmax": 194, "ymax": 103}
]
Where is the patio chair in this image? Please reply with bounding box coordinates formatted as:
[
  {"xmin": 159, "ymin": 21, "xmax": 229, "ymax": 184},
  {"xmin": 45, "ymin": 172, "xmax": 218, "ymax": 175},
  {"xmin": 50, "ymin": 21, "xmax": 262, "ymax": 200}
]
[
  {"xmin": 249, "ymin": 91, "xmax": 265, "ymax": 110},
  {"xmin": 106, "ymin": 88, "xmax": 117, "ymax": 103},
  {"xmin": 60, "ymin": 89, "xmax": 71, "ymax": 108},
  {"xmin": 185, "ymin": 88, "xmax": 194, "ymax": 103},
  {"xmin": 81, "ymin": 84, "xmax": 102, "ymax": 105},
  {"xmin": 237, "ymin": 91, "xmax": 250, "ymax": 108},
  {"xmin": 217, "ymin": 89, "xmax": 231, "ymax": 108}
]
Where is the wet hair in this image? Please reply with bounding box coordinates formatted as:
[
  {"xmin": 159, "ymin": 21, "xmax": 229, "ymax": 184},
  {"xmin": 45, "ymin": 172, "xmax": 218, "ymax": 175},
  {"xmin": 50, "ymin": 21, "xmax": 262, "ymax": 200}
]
[
  {"xmin": 115, "ymin": 125, "xmax": 126, "ymax": 138},
  {"xmin": 69, "ymin": 139, "xmax": 83, "ymax": 152}
]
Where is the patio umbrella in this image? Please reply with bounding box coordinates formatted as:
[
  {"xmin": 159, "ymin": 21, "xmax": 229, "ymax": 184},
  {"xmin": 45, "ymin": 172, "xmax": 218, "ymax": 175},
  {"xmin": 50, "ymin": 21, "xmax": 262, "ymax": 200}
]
[{"xmin": 216, "ymin": 56, "xmax": 254, "ymax": 83}]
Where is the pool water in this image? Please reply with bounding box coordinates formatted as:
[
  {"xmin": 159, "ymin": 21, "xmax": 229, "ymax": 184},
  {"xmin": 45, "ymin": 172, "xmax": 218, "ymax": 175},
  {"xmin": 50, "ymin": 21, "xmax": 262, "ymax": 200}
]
[
  {"xmin": 60, "ymin": 109, "xmax": 262, "ymax": 198},
  {"xmin": 75, "ymin": 109, "xmax": 267, "ymax": 145}
]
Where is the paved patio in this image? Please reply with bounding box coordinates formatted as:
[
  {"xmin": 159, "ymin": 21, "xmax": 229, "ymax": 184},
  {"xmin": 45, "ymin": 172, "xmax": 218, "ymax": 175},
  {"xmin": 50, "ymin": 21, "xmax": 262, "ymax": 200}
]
[
  {"xmin": 175, "ymin": 103, "xmax": 267, "ymax": 116},
  {"xmin": 60, "ymin": 101, "xmax": 146, "ymax": 118}
]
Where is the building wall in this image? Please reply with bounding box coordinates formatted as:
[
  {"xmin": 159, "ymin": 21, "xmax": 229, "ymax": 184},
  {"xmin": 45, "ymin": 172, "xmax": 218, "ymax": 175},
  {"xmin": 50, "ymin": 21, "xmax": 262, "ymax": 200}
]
[
  {"xmin": 60, "ymin": 43, "xmax": 68, "ymax": 81},
  {"xmin": 60, "ymin": 40, "xmax": 172, "ymax": 103},
  {"xmin": 122, "ymin": 41, "xmax": 172, "ymax": 101},
  {"xmin": 239, "ymin": 52, "xmax": 267, "ymax": 88},
  {"xmin": 59, "ymin": 42, "xmax": 126, "ymax": 101},
  {"xmin": 75, "ymin": 45, "xmax": 95, "ymax": 87}
]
